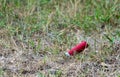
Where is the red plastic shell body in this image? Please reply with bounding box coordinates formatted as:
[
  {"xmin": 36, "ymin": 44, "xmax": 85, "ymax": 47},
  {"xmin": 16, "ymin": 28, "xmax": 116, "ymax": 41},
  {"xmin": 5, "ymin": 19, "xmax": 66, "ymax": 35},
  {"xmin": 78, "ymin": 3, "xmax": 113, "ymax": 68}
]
[{"xmin": 68, "ymin": 41, "xmax": 88, "ymax": 55}]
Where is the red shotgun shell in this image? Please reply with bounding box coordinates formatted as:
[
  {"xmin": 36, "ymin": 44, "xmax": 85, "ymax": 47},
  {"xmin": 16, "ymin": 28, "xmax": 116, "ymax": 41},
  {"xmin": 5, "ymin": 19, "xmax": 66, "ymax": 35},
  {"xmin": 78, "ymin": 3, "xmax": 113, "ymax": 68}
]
[{"xmin": 65, "ymin": 41, "xmax": 88, "ymax": 56}]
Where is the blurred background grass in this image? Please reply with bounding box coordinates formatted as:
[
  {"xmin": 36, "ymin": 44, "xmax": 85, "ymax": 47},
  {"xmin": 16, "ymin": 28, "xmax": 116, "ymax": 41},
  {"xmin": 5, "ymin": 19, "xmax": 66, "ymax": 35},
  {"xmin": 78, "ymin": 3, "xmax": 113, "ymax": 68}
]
[{"xmin": 0, "ymin": 0, "xmax": 120, "ymax": 34}]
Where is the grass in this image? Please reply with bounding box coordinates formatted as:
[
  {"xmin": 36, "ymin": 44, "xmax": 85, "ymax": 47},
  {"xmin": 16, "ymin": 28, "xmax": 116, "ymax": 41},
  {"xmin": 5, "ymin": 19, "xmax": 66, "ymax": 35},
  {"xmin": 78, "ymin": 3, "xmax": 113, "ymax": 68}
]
[{"xmin": 0, "ymin": 0, "xmax": 120, "ymax": 77}]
